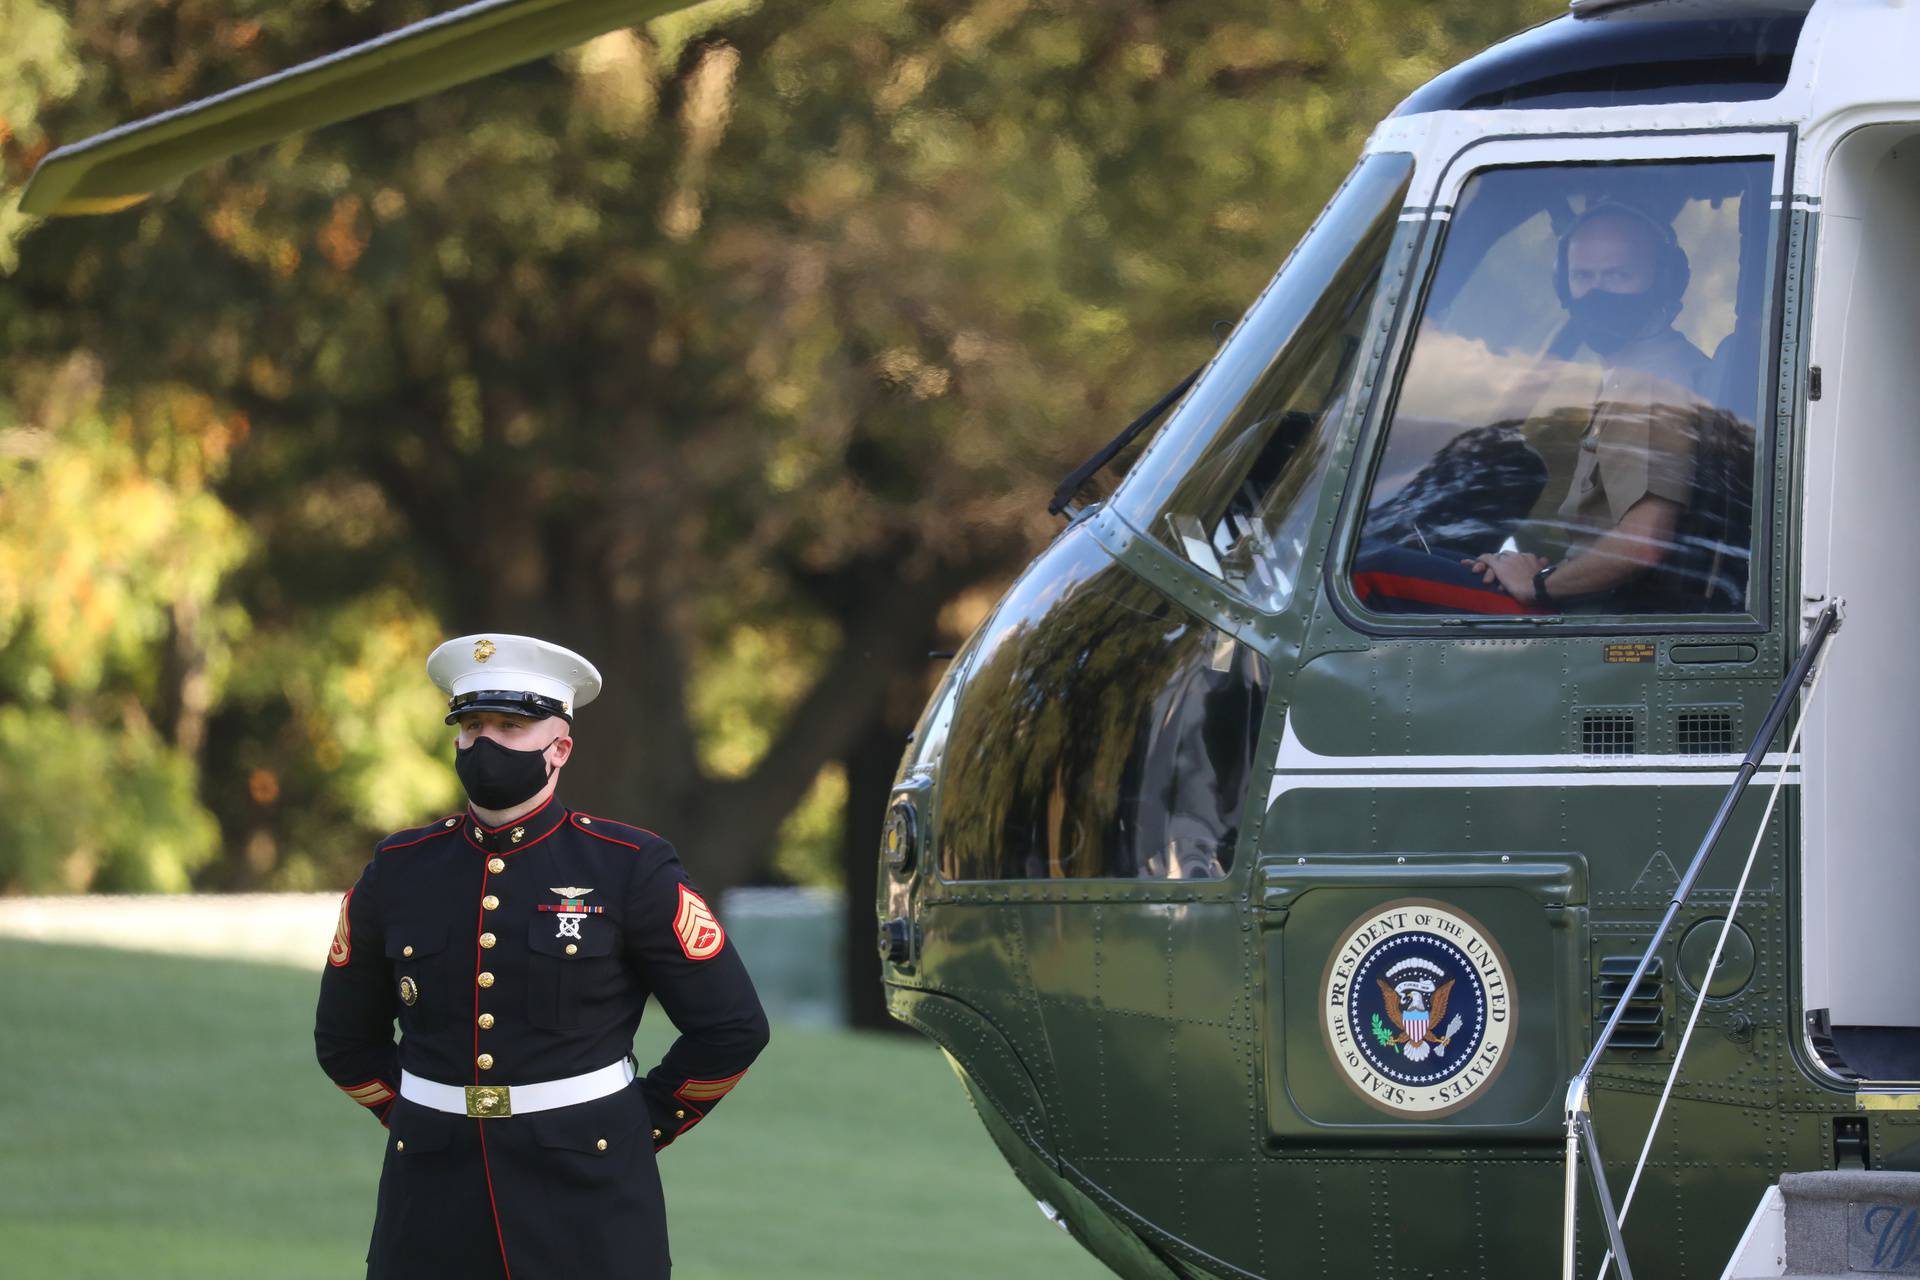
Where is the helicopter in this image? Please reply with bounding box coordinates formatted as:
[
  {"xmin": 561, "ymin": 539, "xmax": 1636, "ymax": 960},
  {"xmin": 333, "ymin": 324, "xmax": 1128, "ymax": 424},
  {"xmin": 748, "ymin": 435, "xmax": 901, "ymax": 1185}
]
[{"xmin": 19, "ymin": 0, "xmax": 1920, "ymax": 1276}]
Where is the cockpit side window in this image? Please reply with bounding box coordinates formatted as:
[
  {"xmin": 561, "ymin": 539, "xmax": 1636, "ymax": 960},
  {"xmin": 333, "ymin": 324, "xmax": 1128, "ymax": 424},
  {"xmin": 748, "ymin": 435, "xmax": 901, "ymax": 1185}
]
[
  {"xmin": 1350, "ymin": 157, "xmax": 1775, "ymax": 619},
  {"xmin": 1111, "ymin": 153, "xmax": 1414, "ymax": 613}
]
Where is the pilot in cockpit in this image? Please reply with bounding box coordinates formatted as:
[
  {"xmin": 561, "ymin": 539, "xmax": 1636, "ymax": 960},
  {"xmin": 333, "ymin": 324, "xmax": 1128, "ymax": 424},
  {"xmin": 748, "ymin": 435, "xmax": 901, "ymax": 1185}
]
[{"xmin": 1462, "ymin": 202, "xmax": 1710, "ymax": 610}]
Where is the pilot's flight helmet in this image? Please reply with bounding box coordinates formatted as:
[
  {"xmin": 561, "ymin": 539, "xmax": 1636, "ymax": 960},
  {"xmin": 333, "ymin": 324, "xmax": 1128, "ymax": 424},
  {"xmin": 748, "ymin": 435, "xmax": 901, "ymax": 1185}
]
[{"xmin": 1552, "ymin": 199, "xmax": 1692, "ymax": 314}]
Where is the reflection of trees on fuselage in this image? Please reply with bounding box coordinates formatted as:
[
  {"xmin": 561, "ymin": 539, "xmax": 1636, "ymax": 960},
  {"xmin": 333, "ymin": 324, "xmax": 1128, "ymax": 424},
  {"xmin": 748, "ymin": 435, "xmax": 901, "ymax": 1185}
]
[{"xmin": 939, "ymin": 535, "xmax": 1266, "ymax": 881}]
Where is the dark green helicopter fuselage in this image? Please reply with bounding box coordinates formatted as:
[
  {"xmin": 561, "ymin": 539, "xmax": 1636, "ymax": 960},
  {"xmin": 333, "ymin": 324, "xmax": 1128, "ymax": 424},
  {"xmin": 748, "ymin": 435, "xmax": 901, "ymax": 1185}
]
[{"xmin": 877, "ymin": 3, "xmax": 1917, "ymax": 1276}]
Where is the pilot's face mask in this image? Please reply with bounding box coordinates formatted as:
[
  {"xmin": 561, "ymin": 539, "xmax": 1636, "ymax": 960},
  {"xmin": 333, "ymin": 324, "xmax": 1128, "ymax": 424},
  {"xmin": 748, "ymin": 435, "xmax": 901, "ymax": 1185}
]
[{"xmin": 1569, "ymin": 286, "xmax": 1666, "ymax": 356}]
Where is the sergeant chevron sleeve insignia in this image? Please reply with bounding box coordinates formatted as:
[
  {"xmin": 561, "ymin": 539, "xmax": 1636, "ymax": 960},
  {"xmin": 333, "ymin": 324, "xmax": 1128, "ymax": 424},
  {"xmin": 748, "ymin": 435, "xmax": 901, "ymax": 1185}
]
[
  {"xmin": 672, "ymin": 884, "xmax": 725, "ymax": 961},
  {"xmin": 328, "ymin": 888, "xmax": 353, "ymax": 967}
]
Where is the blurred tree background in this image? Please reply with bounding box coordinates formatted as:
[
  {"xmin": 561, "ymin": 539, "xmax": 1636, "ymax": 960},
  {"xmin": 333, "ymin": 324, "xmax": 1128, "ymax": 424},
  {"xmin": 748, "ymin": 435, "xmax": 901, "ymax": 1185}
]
[{"xmin": 0, "ymin": 0, "xmax": 1554, "ymax": 1016}]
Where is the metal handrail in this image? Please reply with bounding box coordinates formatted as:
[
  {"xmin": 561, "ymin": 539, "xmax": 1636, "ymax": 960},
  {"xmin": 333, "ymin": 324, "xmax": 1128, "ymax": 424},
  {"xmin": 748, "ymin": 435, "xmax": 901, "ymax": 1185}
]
[{"xmin": 1561, "ymin": 599, "xmax": 1843, "ymax": 1280}]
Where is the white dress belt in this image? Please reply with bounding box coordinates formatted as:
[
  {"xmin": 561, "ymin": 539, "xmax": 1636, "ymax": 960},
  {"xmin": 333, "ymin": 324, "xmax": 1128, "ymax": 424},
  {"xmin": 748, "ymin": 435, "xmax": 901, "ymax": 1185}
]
[{"xmin": 400, "ymin": 1059, "xmax": 635, "ymax": 1117}]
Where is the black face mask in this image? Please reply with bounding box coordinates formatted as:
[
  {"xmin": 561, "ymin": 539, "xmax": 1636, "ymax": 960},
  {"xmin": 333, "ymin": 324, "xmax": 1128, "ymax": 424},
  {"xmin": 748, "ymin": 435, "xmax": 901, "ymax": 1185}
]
[
  {"xmin": 455, "ymin": 735, "xmax": 557, "ymax": 810},
  {"xmin": 1569, "ymin": 288, "xmax": 1666, "ymax": 356}
]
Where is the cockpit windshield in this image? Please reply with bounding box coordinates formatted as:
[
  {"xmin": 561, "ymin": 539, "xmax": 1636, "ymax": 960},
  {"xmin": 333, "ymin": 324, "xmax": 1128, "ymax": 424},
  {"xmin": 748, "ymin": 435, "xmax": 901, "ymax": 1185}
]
[
  {"xmin": 1109, "ymin": 152, "xmax": 1414, "ymax": 612},
  {"xmin": 1351, "ymin": 157, "xmax": 1777, "ymax": 618}
]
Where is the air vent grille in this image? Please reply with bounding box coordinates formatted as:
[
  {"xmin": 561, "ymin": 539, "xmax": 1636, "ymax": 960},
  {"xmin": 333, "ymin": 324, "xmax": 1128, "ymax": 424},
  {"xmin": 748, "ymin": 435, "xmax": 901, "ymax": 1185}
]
[
  {"xmin": 1678, "ymin": 711, "xmax": 1735, "ymax": 755},
  {"xmin": 1597, "ymin": 955, "xmax": 1666, "ymax": 1052},
  {"xmin": 1582, "ymin": 713, "xmax": 1636, "ymax": 756}
]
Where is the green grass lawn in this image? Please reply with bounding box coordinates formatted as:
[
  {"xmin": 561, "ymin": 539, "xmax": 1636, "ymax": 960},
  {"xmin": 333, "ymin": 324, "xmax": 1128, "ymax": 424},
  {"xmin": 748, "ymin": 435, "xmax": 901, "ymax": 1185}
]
[{"xmin": 0, "ymin": 939, "xmax": 1104, "ymax": 1279}]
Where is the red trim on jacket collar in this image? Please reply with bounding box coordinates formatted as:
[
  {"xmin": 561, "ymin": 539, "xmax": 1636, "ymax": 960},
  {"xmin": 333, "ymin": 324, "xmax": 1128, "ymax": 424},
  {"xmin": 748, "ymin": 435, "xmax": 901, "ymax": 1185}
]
[
  {"xmin": 460, "ymin": 793, "xmax": 569, "ymax": 855},
  {"xmin": 467, "ymin": 791, "xmax": 560, "ymax": 834}
]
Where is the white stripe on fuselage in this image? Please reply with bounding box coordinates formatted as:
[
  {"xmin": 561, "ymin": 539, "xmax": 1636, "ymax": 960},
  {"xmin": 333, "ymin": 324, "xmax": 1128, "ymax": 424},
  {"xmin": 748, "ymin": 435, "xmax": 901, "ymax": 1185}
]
[{"xmin": 1267, "ymin": 715, "xmax": 1798, "ymax": 807}]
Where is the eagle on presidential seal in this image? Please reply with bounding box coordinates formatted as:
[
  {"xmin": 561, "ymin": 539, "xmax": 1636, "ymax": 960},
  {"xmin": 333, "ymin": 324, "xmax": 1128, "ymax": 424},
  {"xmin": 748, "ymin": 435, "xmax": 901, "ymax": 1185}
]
[{"xmin": 1373, "ymin": 957, "xmax": 1466, "ymax": 1063}]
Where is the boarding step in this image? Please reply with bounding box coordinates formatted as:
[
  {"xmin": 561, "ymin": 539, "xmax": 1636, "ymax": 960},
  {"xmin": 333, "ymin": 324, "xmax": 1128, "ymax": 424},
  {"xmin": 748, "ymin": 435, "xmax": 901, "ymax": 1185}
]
[{"xmin": 1721, "ymin": 1172, "xmax": 1920, "ymax": 1277}]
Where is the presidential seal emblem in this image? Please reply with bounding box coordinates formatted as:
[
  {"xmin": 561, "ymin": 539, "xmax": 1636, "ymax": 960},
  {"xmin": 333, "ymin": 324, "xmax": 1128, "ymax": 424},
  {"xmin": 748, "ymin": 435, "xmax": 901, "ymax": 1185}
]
[{"xmin": 1320, "ymin": 900, "xmax": 1514, "ymax": 1117}]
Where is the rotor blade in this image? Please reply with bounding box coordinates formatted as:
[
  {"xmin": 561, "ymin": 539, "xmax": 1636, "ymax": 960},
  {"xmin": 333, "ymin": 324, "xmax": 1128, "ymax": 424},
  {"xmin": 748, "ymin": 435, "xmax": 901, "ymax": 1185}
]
[{"xmin": 19, "ymin": 0, "xmax": 709, "ymax": 217}]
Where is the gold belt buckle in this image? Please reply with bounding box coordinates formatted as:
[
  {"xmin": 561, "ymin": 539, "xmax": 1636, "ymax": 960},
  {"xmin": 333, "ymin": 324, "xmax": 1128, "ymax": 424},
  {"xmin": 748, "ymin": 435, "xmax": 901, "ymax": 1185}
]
[{"xmin": 465, "ymin": 1084, "xmax": 512, "ymax": 1118}]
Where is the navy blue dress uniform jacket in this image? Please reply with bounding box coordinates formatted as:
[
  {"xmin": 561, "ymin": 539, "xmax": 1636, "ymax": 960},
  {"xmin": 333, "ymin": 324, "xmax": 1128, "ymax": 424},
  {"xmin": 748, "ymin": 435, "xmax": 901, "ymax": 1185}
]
[{"xmin": 314, "ymin": 795, "xmax": 770, "ymax": 1279}]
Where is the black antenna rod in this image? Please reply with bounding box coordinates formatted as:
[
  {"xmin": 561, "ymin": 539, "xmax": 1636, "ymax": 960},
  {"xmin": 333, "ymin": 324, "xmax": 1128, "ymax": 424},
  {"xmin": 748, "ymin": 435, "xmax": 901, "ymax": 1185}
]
[{"xmin": 1047, "ymin": 365, "xmax": 1203, "ymax": 518}]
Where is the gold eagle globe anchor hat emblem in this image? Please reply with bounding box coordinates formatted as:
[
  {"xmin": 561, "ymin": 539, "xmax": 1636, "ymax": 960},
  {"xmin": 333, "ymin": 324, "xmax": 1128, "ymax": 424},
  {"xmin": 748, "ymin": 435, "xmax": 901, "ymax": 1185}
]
[{"xmin": 427, "ymin": 633, "xmax": 604, "ymax": 725}]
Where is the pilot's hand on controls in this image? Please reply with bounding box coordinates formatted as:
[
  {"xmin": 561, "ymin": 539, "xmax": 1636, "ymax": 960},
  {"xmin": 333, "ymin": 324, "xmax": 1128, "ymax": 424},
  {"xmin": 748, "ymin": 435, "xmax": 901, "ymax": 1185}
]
[{"xmin": 1460, "ymin": 550, "xmax": 1548, "ymax": 597}]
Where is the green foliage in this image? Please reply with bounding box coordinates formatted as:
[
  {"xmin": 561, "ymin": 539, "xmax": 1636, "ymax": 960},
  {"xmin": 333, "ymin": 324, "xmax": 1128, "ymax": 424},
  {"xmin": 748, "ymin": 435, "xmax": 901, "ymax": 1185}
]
[
  {"xmin": 221, "ymin": 589, "xmax": 463, "ymax": 887},
  {"xmin": 690, "ymin": 617, "xmax": 838, "ymax": 781},
  {"xmin": 0, "ymin": 361, "xmax": 246, "ymax": 891},
  {"xmin": 0, "ymin": 368, "xmax": 247, "ymax": 694},
  {"xmin": 0, "ymin": 0, "xmax": 81, "ymax": 267},
  {"xmin": 690, "ymin": 614, "xmax": 847, "ymax": 885},
  {"xmin": 776, "ymin": 764, "xmax": 848, "ymax": 889},
  {"xmin": 0, "ymin": 0, "xmax": 1562, "ymax": 895},
  {"xmin": 0, "ymin": 706, "xmax": 217, "ymax": 891}
]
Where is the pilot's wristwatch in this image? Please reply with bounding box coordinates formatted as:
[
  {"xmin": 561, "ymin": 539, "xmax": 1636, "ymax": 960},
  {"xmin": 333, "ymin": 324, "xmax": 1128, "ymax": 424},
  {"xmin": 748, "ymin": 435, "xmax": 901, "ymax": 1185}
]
[{"xmin": 1532, "ymin": 563, "xmax": 1559, "ymax": 609}]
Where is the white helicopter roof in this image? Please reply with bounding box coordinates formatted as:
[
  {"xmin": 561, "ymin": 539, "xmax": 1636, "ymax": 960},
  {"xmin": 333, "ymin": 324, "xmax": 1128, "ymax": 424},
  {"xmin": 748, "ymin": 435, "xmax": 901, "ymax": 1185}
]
[{"xmin": 1366, "ymin": 0, "xmax": 1918, "ymax": 207}]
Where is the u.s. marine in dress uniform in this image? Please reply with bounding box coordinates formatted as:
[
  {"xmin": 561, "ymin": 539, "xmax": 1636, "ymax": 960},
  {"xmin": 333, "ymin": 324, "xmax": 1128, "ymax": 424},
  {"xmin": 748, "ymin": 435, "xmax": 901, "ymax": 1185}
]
[{"xmin": 315, "ymin": 634, "xmax": 769, "ymax": 1279}]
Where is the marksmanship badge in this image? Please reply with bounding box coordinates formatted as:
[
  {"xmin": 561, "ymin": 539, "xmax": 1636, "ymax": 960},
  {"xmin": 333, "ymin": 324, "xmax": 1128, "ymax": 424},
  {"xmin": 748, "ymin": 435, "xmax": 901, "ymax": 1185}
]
[
  {"xmin": 538, "ymin": 886, "xmax": 604, "ymax": 939},
  {"xmin": 1320, "ymin": 899, "xmax": 1514, "ymax": 1117}
]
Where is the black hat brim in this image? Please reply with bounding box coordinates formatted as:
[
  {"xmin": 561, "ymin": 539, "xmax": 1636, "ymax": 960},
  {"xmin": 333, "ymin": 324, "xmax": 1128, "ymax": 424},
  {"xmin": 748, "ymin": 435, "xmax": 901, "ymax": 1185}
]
[{"xmin": 444, "ymin": 690, "xmax": 573, "ymax": 725}]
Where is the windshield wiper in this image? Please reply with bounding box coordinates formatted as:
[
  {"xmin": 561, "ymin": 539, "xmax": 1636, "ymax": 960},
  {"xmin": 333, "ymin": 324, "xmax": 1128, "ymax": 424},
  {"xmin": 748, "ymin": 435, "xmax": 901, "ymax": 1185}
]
[{"xmin": 1047, "ymin": 365, "xmax": 1204, "ymax": 518}]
